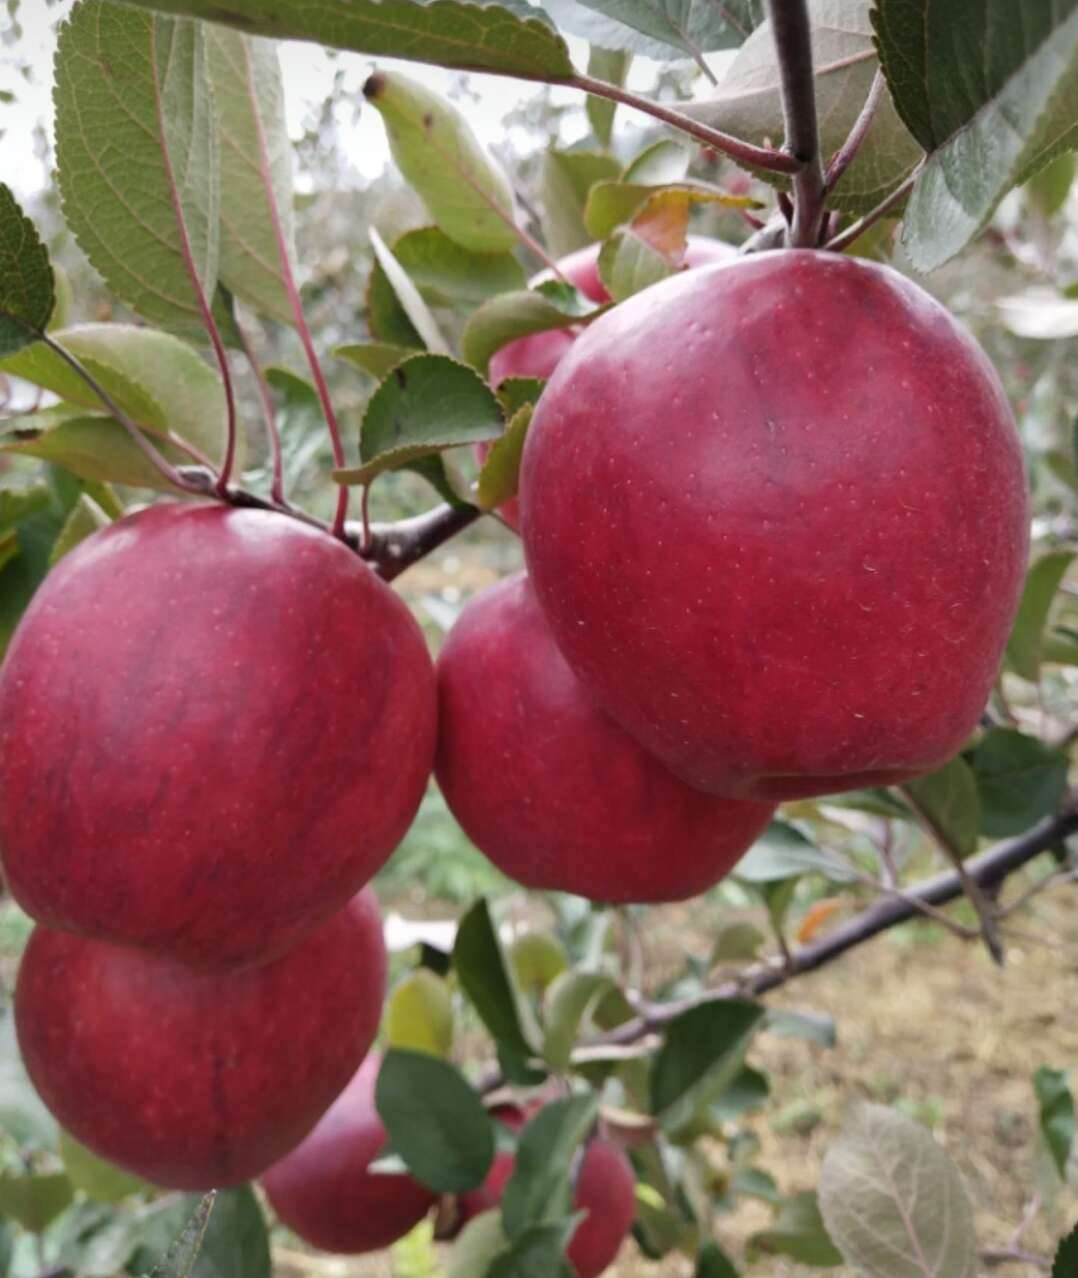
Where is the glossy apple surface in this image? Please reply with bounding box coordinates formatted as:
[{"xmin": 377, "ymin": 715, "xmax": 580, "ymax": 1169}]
[
  {"xmin": 261, "ymin": 1051, "xmax": 436, "ymax": 1253},
  {"xmin": 16, "ymin": 889, "xmax": 387, "ymax": 1190},
  {"xmin": 436, "ymin": 574, "xmax": 773, "ymax": 900},
  {"xmin": 520, "ymin": 250, "xmax": 1029, "ymax": 799},
  {"xmin": 0, "ymin": 502, "xmax": 436, "ymax": 967}
]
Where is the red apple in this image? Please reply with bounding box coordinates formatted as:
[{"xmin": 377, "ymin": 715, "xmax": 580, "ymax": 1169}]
[
  {"xmin": 15, "ymin": 889, "xmax": 387, "ymax": 1191},
  {"xmin": 483, "ymin": 237, "xmax": 736, "ymax": 527},
  {"xmin": 0, "ymin": 502, "xmax": 436, "ymax": 968},
  {"xmin": 261, "ymin": 1051, "xmax": 436, "ymax": 1253},
  {"xmin": 436, "ymin": 574, "xmax": 773, "ymax": 900},
  {"xmin": 520, "ymin": 250, "xmax": 1029, "ymax": 800},
  {"xmin": 455, "ymin": 1106, "xmax": 636, "ymax": 1278}
]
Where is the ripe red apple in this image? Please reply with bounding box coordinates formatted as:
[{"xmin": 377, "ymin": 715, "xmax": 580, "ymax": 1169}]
[
  {"xmin": 454, "ymin": 1106, "xmax": 636, "ymax": 1278},
  {"xmin": 520, "ymin": 250, "xmax": 1029, "ymax": 800},
  {"xmin": 15, "ymin": 888, "xmax": 387, "ymax": 1191},
  {"xmin": 0, "ymin": 502, "xmax": 436, "ymax": 968},
  {"xmin": 436, "ymin": 574, "xmax": 773, "ymax": 900},
  {"xmin": 261, "ymin": 1051, "xmax": 436, "ymax": 1253},
  {"xmin": 483, "ymin": 237, "xmax": 736, "ymax": 527}
]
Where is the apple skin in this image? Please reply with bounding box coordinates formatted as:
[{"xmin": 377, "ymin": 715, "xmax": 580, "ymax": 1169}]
[
  {"xmin": 436, "ymin": 574, "xmax": 773, "ymax": 900},
  {"xmin": 15, "ymin": 889, "xmax": 387, "ymax": 1191},
  {"xmin": 484, "ymin": 237, "xmax": 736, "ymax": 527},
  {"xmin": 261, "ymin": 1051, "xmax": 436, "ymax": 1253},
  {"xmin": 455, "ymin": 1108, "xmax": 636, "ymax": 1278},
  {"xmin": 0, "ymin": 502, "xmax": 436, "ymax": 968},
  {"xmin": 520, "ymin": 250, "xmax": 1030, "ymax": 800}
]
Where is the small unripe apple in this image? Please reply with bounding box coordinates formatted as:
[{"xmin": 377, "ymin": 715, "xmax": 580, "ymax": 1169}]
[
  {"xmin": 483, "ymin": 237, "xmax": 736, "ymax": 527},
  {"xmin": 15, "ymin": 889, "xmax": 387, "ymax": 1191},
  {"xmin": 521, "ymin": 250, "xmax": 1029, "ymax": 800},
  {"xmin": 0, "ymin": 502, "xmax": 436, "ymax": 968},
  {"xmin": 436, "ymin": 574, "xmax": 773, "ymax": 900},
  {"xmin": 454, "ymin": 1105, "xmax": 636, "ymax": 1278},
  {"xmin": 261, "ymin": 1052, "xmax": 437, "ymax": 1253}
]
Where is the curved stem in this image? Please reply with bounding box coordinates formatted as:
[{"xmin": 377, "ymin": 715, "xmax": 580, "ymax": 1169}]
[
  {"xmin": 824, "ymin": 164, "xmax": 922, "ymax": 252},
  {"xmin": 767, "ymin": 0, "xmax": 827, "ymax": 246},
  {"xmin": 826, "ymin": 68, "xmax": 885, "ymax": 192},
  {"xmin": 236, "ymin": 320, "xmax": 286, "ymax": 506},
  {"xmin": 567, "ymin": 73, "xmax": 801, "ymax": 176}
]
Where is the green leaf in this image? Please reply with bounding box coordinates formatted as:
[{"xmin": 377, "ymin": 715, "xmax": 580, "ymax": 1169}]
[
  {"xmin": 764, "ymin": 1008, "xmax": 836, "ymax": 1048},
  {"xmin": 970, "ymin": 730, "xmax": 1068, "ymax": 838},
  {"xmin": 682, "ymin": 0, "xmax": 922, "ymax": 213},
  {"xmin": 0, "ymin": 1173, "xmax": 73, "ymax": 1233},
  {"xmin": 903, "ymin": 757, "xmax": 981, "ymax": 859},
  {"xmin": 818, "ymin": 1103, "xmax": 975, "ymax": 1277},
  {"xmin": 335, "ymin": 354, "xmax": 502, "ymax": 487},
  {"xmin": 695, "ymin": 1240, "xmax": 740, "ymax": 1278},
  {"xmin": 370, "ymin": 226, "xmax": 526, "ymax": 315},
  {"xmin": 711, "ymin": 920, "xmax": 766, "ymax": 963},
  {"xmin": 508, "ymin": 931, "xmax": 569, "ymax": 996},
  {"xmin": 447, "ymin": 1211, "xmax": 509, "ymax": 1278},
  {"xmin": 385, "ymin": 969, "xmax": 454, "ymax": 1059},
  {"xmin": 476, "ymin": 403, "xmax": 533, "ymax": 511},
  {"xmin": 1007, "ymin": 552, "xmax": 1075, "ymax": 681},
  {"xmin": 0, "ymin": 183, "xmax": 54, "ymax": 355},
  {"xmin": 55, "ymin": 1, "xmax": 220, "ymax": 341},
  {"xmin": 0, "ymin": 324, "xmax": 228, "ymax": 466},
  {"xmin": 734, "ymin": 821, "xmax": 856, "ymax": 883},
  {"xmin": 462, "ymin": 285, "xmax": 600, "ymax": 375},
  {"xmin": 365, "ymin": 69, "xmax": 517, "ymax": 254},
  {"xmin": 2, "ymin": 414, "xmax": 189, "ymax": 493},
  {"xmin": 540, "ymin": 150, "xmax": 622, "ymax": 258},
  {"xmin": 204, "ymin": 29, "xmax": 295, "ymax": 326},
  {"xmin": 541, "ymin": 971, "xmax": 615, "ymax": 1071},
  {"xmin": 60, "ymin": 1130, "xmax": 148, "ymax": 1203},
  {"xmin": 711, "ymin": 1065, "xmax": 770, "ymax": 1121},
  {"xmin": 538, "ymin": 0, "xmax": 763, "ymax": 64},
  {"xmin": 586, "ymin": 47, "xmax": 629, "ymax": 146},
  {"xmin": 1035, "ymin": 1068, "xmax": 1075, "ymax": 1182},
  {"xmin": 502, "ymin": 1096, "xmax": 599, "ymax": 1238},
  {"xmin": 128, "ymin": 1187, "xmax": 269, "ymax": 1278},
  {"xmin": 749, "ymin": 1191, "xmax": 842, "ymax": 1268},
  {"xmin": 120, "ymin": 0, "xmax": 573, "ymax": 79},
  {"xmin": 1054, "ymin": 1222, "xmax": 1078, "ymax": 1278},
  {"xmin": 875, "ymin": 1, "xmax": 1078, "ymax": 271},
  {"xmin": 48, "ymin": 491, "xmax": 114, "ymax": 566},
  {"xmin": 369, "ymin": 227, "xmax": 450, "ymax": 355},
  {"xmin": 453, "ymin": 899, "xmax": 541, "ymax": 1060},
  {"xmin": 335, "ymin": 342, "xmax": 418, "ymax": 382},
  {"xmin": 375, "ymin": 1049, "xmax": 495, "ymax": 1194},
  {"xmin": 1027, "ymin": 151, "xmax": 1077, "ymax": 218},
  {"xmin": 583, "ymin": 178, "xmax": 753, "ymax": 240},
  {"xmin": 623, "ymin": 140, "xmax": 691, "ymax": 184},
  {"xmin": 651, "ymin": 1000, "xmax": 765, "ymax": 1133},
  {"xmin": 487, "ymin": 1218, "xmax": 576, "ymax": 1278},
  {"xmin": 596, "ymin": 230, "xmax": 676, "ymax": 303}
]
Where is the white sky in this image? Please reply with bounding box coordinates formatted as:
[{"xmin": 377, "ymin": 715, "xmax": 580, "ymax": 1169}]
[{"xmin": 0, "ymin": 0, "xmax": 707, "ymax": 197}]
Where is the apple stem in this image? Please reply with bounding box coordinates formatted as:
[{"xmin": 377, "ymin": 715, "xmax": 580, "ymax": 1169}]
[
  {"xmin": 767, "ymin": 0, "xmax": 827, "ymax": 248},
  {"xmin": 357, "ymin": 502, "xmax": 482, "ymax": 581},
  {"xmin": 825, "ymin": 68, "xmax": 886, "ymax": 194},
  {"xmin": 236, "ymin": 321, "xmax": 287, "ymax": 507},
  {"xmin": 824, "ymin": 163, "xmax": 923, "ymax": 252},
  {"xmin": 359, "ymin": 484, "xmax": 373, "ymax": 555},
  {"xmin": 39, "ymin": 335, "xmax": 209, "ymax": 496},
  {"xmin": 568, "ymin": 73, "xmax": 802, "ymax": 177}
]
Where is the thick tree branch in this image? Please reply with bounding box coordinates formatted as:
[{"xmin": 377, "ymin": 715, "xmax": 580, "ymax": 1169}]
[
  {"xmin": 767, "ymin": 0, "xmax": 827, "ymax": 246},
  {"xmin": 594, "ymin": 806, "xmax": 1078, "ymax": 1049}
]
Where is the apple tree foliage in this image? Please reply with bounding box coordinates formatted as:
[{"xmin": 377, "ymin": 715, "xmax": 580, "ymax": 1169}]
[{"xmin": 0, "ymin": 0, "xmax": 1077, "ymax": 1274}]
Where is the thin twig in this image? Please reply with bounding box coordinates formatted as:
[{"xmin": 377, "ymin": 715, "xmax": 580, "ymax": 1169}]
[
  {"xmin": 567, "ymin": 73, "xmax": 801, "ymax": 176},
  {"xmin": 979, "ymin": 1247, "xmax": 1050, "ymax": 1271},
  {"xmin": 236, "ymin": 320, "xmax": 286, "ymax": 507},
  {"xmin": 825, "ymin": 68, "xmax": 885, "ymax": 192},
  {"xmin": 767, "ymin": 0, "xmax": 827, "ymax": 246},
  {"xmin": 824, "ymin": 163, "xmax": 922, "ymax": 252}
]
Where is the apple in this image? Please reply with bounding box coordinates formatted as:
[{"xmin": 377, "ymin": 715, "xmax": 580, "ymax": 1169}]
[
  {"xmin": 0, "ymin": 502, "xmax": 437, "ymax": 968},
  {"xmin": 436, "ymin": 574, "xmax": 773, "ymax": 900},
  {"xmin": 483, "ymin": 237, "xmax": 736, "ymax": 527},
  {"xmin": 15, "ymin": 889, "xmax": 387, "ymax": 1191},
  {"xmin": 454, "ymin": 1105, "xmax": 636, "ymax": 1278},
  {"xmin": 520, "ymin": 250, "xmax": 1029, "ymax": 800},
  {"xmin": 261, "ymin": 1051, "xmax": 436, "ymax": 1253}
]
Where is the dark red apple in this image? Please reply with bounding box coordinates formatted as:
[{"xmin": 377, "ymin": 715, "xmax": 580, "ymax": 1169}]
[
  {"xmin": 520, "ymin": 250, "xmax": 1029, "ymax": 800},
  {"xmin": 15, "ymin": 888, "xmax": 387, "ymax": 1191},
  {"xmin": 0, "ymin": 502, "xmax": 436, "ymax": 968},
  {"xmin": 455, "ymin": 1106, "xmax": 636, "ymax": 1278},
  {"xmin": 483, "ymin": 237, "xmax": 736, "ymax": 527},
  {"xmin": 436, "ymin": 574, "xmax": 773, "ymax": 900},
  {"xmin": 261, "ymin": 1051, "xmax": 436, "ymax": 1253}
]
